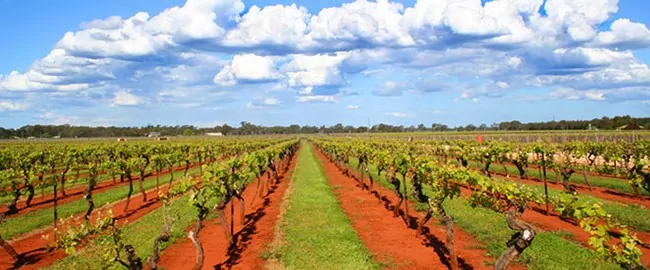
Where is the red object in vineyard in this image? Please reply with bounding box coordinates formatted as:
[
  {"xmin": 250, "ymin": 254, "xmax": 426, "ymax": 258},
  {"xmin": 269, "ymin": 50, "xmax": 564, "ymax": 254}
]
[{"xmin": 476, "ymin": 134, "xmax": 484, "ymax": 142}]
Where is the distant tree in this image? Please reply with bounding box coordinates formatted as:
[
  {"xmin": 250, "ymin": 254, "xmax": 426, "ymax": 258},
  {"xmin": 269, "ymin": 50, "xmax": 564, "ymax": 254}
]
[{"xmin": 183, "ymin": 129, "xmax": 194, "ymax": 136}]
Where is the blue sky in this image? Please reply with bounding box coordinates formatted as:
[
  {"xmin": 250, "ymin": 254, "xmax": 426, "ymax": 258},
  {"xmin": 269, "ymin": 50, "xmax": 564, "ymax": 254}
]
[{"xmin": 0, "ymin": 0, "xmax": 649, "ymax": 128}]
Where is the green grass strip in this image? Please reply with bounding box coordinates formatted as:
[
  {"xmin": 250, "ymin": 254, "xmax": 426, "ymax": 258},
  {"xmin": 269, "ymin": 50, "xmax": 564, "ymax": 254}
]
[
  {"xmin": 509, "ymin": 180, "xmax": 650, "ymax": 232},
  {"xmin": 458, "ymin": 161, "xmax": 650, "ymax": 232},
  {"xmin": 443, "ymin": 198, "xmax": 621, "ymax": 270},
  {"xmin": 273, "ymin": 142, "xmax": 377, "ymax": 269},
  {"xmin": 345, "ymin": 157, "xmax": 620, "ymax": 269},
  {"xmin": 1, "ymin": 167, "xmax": 200, "ymax": 241},
  {"xmin": 468, "ymin": 161, "xmax": 649, "ymax": 196},
  {"xmin": 0, "ymin": 173, "xmax": 113, "ymax": 205},
  {"xmin": 47, "ymin": 191, "xmax": 213, "ymax": 269},
  {"xmin": 357, "ymin": 157, "xmax": 649, "ymax": 232}
]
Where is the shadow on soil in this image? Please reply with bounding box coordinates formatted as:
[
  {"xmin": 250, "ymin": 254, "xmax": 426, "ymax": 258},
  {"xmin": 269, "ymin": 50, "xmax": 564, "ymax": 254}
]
[
  {"xmin": 214, "ymin": 161, "xmax": 292, "ymax": 270},
  {"xmin": 326, "ymin": 154, "xmax": 477, "ymax": 270}
]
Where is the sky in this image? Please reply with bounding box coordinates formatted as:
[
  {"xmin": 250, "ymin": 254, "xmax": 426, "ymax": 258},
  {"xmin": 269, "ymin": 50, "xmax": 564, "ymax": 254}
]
[{"xmin": 0, "ymin": 0, "xmax": 649, "ymax": 129}]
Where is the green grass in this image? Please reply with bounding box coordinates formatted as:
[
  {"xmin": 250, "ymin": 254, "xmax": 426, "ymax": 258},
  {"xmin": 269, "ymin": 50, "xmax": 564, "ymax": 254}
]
[
  {"xmin": 1, "ymin": 161, "xmax": 203, "ymax": 205},
  {"xmin": 345, "ymin": 157, "xmax": 622, "ymax": 269},
  {"xmin": 469, "ymin": 161, "xmax": 649, "ymax": 196},
  {"xmin": 514, "ymin": 182, "xmax": 650, "ymax": 232},
  {"xmin": 0, "ymin": 173, "xmax": 113, "ymax": 205},
  {"xmin": 272, "ymin": 142, "xmax": 378, "ymax": 269},
  {"xmin": 47, "ymin": 191, "xmax": 213, "ymax": 269},
  {"xmin": 434, "ymin": 160, "xmax": 650, "ymax": 232},
  {"xmin": 444, "ymin": 198, "xmax": 621, "ymax": 270},
  {"xmin": 1, "ymin": 167, "xmax": 200, "ymax": 241}
]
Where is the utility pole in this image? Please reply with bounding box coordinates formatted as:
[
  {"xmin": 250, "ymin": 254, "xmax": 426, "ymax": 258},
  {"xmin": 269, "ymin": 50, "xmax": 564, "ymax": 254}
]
[{"xmin": 367, "ymin": 117, "xmax": 371, "ymax": 135}]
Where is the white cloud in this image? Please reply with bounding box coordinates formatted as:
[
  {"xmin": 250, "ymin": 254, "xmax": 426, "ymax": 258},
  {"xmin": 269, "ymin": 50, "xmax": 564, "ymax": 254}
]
[
  {"xmin": 548, "ymin": 88, "xmax": 607, "ymax": 101},
  {"xmin": 347, "ymin": 105, "xmax": 359, "ymax": 110},
  {"xmin": 37, "ymin": 111, "xmax": 79, "ymax": 125},
  {"xmin": 0, "ymin": 70, "xmax": 89, "ymax": 92},
  {"xmin": 593, "ymin": 19, "xmax": 650, "ymax": 49},
  {"xmin": 296, "ymin": 95, "xmax": 336, "ymax": 103},
  {"xmin": 373, "ymin": 81, "xmax": 409, "ymax": 96},
  {"xmin": 2, "ymin": 0, "xmax": 650, "ymax": 115},
  {"xmin": 214, "ymin": 54, "xmax": 281, "ymax": 86},
  {"xmin": 247, "ymin": 97, "xmax": 281, "ymax": 109},
  {"xmin": 56, "ymin": 0, "xmax": 246, "ymax": 59},
  {"xmin": 385, "ymin": 112, "xmax": 414, "ymax": 118},
  {"xmin": 113, "ymin": 90, "xmax": 144, "ymax": 106},
  {"xmin": 263, "ymin": 97, "xmax": 281, "ymax": 105},
  {"xmin": 222, "ymin": 4, "xmax": 310, "ymax": 51},
  {"xmin": 431, "ymin": 109, "xmax": 444, "ymax": 114},
  {"xmin": 246, "ymin": 101, "xmax": 263, "ymax": 109},
  {"xmin": 0, "ymin": 100, "xmax": 29, "ymax": 112},
  {"xmin": 283, "ymin": 53, "xmax": 349, "ymax": 88},
  {"xmin": 305, "ymin": 0, "xmax": 414, "ymax": 50}
]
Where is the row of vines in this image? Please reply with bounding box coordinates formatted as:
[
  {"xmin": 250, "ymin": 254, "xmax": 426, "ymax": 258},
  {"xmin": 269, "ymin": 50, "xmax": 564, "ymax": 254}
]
[
  {"xmin": 313, "ymin": 137, "xmax": 649, "ymax": 269},
  {"xmin": 0, "ymin": 137, "xmax": 299, "ymax": 269}
]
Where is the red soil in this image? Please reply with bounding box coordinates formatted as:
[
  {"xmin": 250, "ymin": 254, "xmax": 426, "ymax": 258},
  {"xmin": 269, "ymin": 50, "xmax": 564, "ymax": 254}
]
[
  {"xmin": 0, "ymin": 179, "xmax": 179, "ymax": 270},
  {"xmin": 490, "ymin": 171, "xmax": 650, "ymax": 208},
  {"xmin": 0, "ymin": 162, "xmax": 203, "ymax": 217},
  {"xmin": 313, "ymin": 148, "xmax": 500, "ymax": 270},
  {"xmin": 156, "ymin": 154, "xmax": 297, "ymax": 270}
]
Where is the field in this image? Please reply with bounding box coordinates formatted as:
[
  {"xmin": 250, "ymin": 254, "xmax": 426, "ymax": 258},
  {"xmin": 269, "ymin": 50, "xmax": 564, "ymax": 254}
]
[{"xmin": 0, "ymin": 134, "xmax": 649, "ymax": 270}]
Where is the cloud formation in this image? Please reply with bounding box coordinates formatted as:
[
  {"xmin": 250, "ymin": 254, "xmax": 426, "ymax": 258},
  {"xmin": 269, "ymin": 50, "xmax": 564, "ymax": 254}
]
[{"xmin": 1, "ymin": 0, "xmax": 650, "ymax": 126}]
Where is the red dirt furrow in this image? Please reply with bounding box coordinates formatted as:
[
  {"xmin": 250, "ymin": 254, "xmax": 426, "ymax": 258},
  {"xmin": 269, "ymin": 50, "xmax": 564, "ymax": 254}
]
[
  {"xmin": 156, "ymin": 154, "xmax": 297, "ymax": 270},
  {"xmin": 313, "ymin": 148, "xmax": 501, "ymax": 270},
  {"xmin": 0, "ymin": 181, "xmax": 177, "ymax": 270},
  {"xmin": 0, "ymin": 162, "xmax": 203, "ymax": 217},
  {"xmin": 490, "ymin": 171, "xmax": 650, "ymax": 208}
]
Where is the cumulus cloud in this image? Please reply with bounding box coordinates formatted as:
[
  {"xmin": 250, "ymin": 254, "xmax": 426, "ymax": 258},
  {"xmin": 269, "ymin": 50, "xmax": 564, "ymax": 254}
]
[
  {"xmin": 282, "ymin": 53, "xmax": 349, "ymax": 88},
  {"xmin": 214, "ymin": 54, "xmax": 281, "ymax": 86},
  {"xmin": 548, "ymin": 88, "xmax": 607, "ymax": 101},
  {"xmin": 37, "ymin": 111, "xmax": 79, "ymax": 125},
  {"xmin": 246, "ymin": 97, "xmax": 282, "ymax": 109},
  {"xmin": 347, "ymin": 105, "xmax": 359, "ymax": 110},
  {"xmin": 222, "ymin": 4, "xmax": 310, "ymax": 53},
  {"xmin": 593, "ymin": 19, "xmax": 650, "ymax": 50},
  {"xmin": 0, "ymin": 70, "xmax": 90, "ymax": 92},
  {"xmin": 246, "ymin": 101, "xmax": 263, "ymax": 109},
  {"xmin": 296, "ymin": 95, "xmax": 336, "ymax": 103},
  {"xmin": 2, "ymin": 0, "xmax": 650, "ymax": 115},
  {"xmin": 0, "ymin": 100, "xmax": 29, "ymax": 112},
  {"xmin": 113, "ymin": 90, "xmax": 144, "ymax": 106}
]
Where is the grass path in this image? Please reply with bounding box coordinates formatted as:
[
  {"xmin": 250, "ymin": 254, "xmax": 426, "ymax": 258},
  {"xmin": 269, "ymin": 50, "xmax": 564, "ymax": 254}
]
[
  {"xmin": 2, "ymin": 167, "xmax": 200, "ymax": 241},
  {"xmin": 271, "ymin": 142, "xmax": 378, "ymax": 269}
]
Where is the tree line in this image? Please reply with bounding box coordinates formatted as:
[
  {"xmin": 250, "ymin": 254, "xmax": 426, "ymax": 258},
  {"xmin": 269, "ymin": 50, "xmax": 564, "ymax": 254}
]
[{"xmin": 0, "ymin": 115, "xmax": 647, "ymax": 139}]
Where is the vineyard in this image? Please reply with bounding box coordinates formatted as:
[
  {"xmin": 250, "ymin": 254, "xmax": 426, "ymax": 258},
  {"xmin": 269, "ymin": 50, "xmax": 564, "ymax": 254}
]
[{"xmin": 0, "ymin": 136, "xmax": 649, "ymax": 269}]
